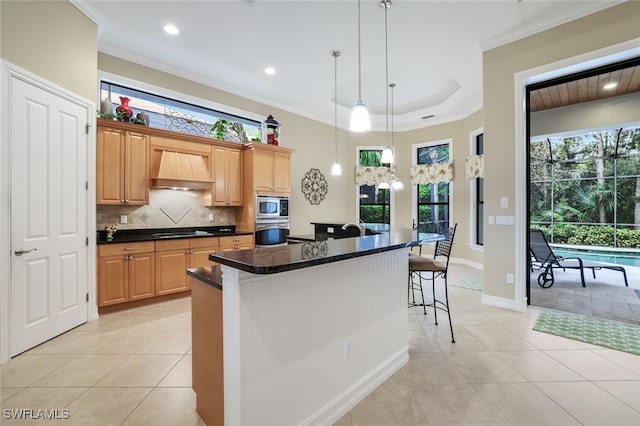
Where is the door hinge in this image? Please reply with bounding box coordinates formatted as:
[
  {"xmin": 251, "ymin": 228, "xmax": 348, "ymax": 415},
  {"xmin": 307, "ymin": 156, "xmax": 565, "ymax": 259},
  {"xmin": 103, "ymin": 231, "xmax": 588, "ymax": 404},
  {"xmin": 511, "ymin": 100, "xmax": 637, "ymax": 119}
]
[
  {"xmin": 85, "ymin": 123, "xmax": 91, "ymax": 134},
  {"xmin": 86, "ymin": 237, "xmax": 89, "ymax": 246},
  {"xmin": 86, "ymin": 293, "xmax": 89, "ymax": 302}
]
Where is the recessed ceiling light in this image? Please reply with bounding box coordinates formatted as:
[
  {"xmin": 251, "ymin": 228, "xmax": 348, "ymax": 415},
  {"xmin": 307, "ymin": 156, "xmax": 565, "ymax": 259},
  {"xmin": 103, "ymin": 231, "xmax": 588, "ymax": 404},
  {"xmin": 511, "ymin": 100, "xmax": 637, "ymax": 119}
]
[
  {"xmin": 265, "ymin": 67, "xmax": 276, "ymax": 75},
  {"xmin": 603, "ymin": 82, "xmax": 617, "ymax": 90},
  {"xmin": 163, "ymin": 24, "xmax": 180, "ymax": 35}
]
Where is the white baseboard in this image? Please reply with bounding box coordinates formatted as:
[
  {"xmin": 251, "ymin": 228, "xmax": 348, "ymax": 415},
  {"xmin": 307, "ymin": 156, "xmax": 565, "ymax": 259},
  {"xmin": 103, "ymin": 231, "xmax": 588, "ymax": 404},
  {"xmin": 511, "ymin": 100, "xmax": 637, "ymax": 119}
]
[
  {"xmin": 482, "ymin": 293, "xmax": 519, "ymax": 311},
  {"xmin": 304, "ymin": 347, "xmax": 410, "ymax": 426},
  {"xmin": 450, "ymin": 257, "xmax": 483, "ymax": 271}
]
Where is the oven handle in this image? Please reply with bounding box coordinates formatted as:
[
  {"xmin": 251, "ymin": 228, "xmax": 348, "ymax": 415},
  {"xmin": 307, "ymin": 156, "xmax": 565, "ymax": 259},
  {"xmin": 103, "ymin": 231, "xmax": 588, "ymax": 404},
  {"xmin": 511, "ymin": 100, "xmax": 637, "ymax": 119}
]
[{"xmin": 255, "ymin": 223, "xmax": 290, "ymax": 231}]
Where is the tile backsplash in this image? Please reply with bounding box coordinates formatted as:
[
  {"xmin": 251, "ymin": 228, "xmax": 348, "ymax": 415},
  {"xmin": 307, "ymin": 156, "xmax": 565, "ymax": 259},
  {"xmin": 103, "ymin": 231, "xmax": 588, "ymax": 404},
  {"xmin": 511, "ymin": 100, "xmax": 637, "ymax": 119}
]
[{"xmin": 97, "ymin": 189, "xmax": 236, "ymax": 230}]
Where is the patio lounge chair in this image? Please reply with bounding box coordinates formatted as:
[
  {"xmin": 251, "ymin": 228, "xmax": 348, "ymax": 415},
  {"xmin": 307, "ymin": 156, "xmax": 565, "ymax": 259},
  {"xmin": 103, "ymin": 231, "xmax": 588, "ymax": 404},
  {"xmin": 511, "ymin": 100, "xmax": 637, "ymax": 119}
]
[{"xmin": 529, "ymin": 229, "xmax": 629, "ymax": 288}]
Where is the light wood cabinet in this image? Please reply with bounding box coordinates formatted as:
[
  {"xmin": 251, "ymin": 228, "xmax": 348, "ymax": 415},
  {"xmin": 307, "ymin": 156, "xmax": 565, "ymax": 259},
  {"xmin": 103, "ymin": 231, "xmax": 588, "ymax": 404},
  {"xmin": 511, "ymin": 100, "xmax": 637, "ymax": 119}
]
[
  {"xmin": 220, "ymin": 234, "xmax": 254, "ymax": 252},
  {"xmin": 251, "ymin": 145, "xmax": 292, "ymax": 193},
  {"xmin": 155, "ymin": 239, "xmax": 191, "ymax": 296},
  {"xmin": 189, "ymin": 237, "xmax": 220, "ymax": 267},
  {"xmin": 98, "ymin": 242, "xmax": 155, "ymax": 307},
  {"xmin": 207, "ymin": 146, "xmax": 242, "ymax": 206},
  {"xmin": 97, "ymin": 125, "xmax": 149, "ymax": 205}
]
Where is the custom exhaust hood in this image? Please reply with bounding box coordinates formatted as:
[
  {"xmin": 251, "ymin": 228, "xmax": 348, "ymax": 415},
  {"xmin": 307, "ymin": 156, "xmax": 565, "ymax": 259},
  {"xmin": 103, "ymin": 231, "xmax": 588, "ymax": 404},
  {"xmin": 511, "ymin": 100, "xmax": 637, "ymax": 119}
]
[{"xmin": 151, "ymin": 150, "xmax": 213, "ymax": 190}]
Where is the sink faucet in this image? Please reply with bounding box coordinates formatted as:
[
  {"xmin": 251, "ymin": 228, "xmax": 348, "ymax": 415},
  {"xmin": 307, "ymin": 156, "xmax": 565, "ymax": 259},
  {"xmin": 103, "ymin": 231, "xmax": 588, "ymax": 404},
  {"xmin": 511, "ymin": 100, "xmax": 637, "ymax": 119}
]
[{"xmin": 342, "ymin": 219, "xmax": 366, "ymax": 236}]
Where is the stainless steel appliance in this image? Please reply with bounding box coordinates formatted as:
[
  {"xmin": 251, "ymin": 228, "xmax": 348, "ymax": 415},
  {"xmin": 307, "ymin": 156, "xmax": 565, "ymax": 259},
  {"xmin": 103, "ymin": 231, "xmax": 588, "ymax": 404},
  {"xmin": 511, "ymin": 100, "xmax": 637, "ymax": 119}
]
[
  {"xmin": 255, "ymin": 221, "xmax": 290, "ymax": 247},
  {"xmin": 255, "ymin": 195, "xmax": 290, "ymax": 247},
  {"xmin": 255, "ymin": 195, "xmax": 289, "ymax": 221}
]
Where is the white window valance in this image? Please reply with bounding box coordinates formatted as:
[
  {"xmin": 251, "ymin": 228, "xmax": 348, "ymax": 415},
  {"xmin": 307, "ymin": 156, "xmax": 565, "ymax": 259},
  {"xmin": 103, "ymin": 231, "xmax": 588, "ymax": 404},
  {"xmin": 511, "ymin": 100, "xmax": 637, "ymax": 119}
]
[
  {"xmin": 410, "ymin": 162, "xmax": 454, "ymax": 184},
  {"xmin": 465, "ymin": 154, "xmax": 484, "ymax": 179},
  {"xmin": 355, "ymin": 166, "xmax": 393, "ymax": 185}
]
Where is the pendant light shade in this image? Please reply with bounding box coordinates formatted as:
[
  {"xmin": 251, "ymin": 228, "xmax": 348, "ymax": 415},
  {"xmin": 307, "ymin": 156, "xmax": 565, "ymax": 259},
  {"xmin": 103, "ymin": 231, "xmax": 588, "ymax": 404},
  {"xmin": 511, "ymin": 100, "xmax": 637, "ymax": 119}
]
[
  {"xmin": 331, "ymin": 50, "xmax": 343, "ymax": 176},
  {"xmin": 350, "ymin": 0, "xmax": 370, "ymax": 132}
]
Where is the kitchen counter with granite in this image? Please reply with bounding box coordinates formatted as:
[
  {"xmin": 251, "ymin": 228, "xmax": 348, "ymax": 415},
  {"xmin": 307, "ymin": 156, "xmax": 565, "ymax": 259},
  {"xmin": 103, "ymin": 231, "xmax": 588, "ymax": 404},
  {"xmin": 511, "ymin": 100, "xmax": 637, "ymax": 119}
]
[
  {"xmin": 209, "ymin": 227, "xmax": 442, "ymax": 275},
  {"xmin": 96, "ymin": 225, "xmax": 252, "ymax": 244}
]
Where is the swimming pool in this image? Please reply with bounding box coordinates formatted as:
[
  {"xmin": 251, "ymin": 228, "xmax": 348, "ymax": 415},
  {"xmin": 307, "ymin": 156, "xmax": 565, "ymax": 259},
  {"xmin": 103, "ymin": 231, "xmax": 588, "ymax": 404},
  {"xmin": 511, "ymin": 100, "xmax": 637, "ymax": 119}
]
[{"xmin": 551, "ymin": 246, "xmax": 640, "ymax": 268}]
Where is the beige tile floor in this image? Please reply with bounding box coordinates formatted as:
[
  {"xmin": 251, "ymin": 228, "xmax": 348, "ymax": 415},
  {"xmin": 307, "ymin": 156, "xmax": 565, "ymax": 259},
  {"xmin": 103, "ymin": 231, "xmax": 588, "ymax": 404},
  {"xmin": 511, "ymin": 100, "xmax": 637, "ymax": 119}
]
[{"xmin": 0, "ymin": 264, "xmax": 639, "ymax": 425}]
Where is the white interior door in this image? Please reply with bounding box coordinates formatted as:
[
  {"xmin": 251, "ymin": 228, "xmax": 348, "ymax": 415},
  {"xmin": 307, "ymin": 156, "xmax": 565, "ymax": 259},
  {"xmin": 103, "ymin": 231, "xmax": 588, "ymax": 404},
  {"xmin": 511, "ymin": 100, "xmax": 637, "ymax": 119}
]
[{"xmin": 10, "ymin": 75, "xmax": 88, "ymax": 357}]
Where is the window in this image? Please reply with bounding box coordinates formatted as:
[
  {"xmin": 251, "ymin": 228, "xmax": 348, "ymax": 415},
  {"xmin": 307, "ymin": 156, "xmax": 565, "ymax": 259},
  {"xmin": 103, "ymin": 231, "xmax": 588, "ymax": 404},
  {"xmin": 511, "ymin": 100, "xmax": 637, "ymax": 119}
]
[
  {"xmin": 530, "ymin": 125, "xmax": 640, "ymax": 247},
  {"xmin": 99, "ymin": 81, "xmax": 262, "ymax": 142},
  {"xmin": 474, "ymin": 132, "xmax": 484, "ymax": 245},
  {"xmin": 358, "ymin": 148, "xmax": 391, "ymax": 229},
  {"xmin": 415, "ymin": 142, "xmax": 451, "ymax": 235}
]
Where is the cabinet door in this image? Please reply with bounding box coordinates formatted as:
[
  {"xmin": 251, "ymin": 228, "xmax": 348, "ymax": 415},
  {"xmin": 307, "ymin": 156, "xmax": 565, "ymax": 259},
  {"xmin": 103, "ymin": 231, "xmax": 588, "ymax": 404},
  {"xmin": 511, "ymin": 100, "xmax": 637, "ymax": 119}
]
[
  {"xmin": 124, "ymin": 131, "xmax": 150, "ymax": 205},
  {"xmin": 273, "ymin": 151, "xmax": 291, "ymax": 193},
  {"xmin": 156, "ymin": 249, "xmax": 190, "ymax": 295},
  {"xmin": 97, "ymin": 127, "xmax": 125, "ymax": 205},
  {"xmin": 190, "ymin": 246, "xmax": 219, "ymax": 268},
  {"xmin": 253, "ymin": 149, "xmax": 274, "ymax": 192},
  {"xmin": 129, "ymin": 252, "xmax": 155, "ymax": 300},
  {"xmin": 227, "ymin": 148, "xmax": 243, "ymax": 205},
  {"xmin": 98, "ymin": 255, "xmax": 129, "ymax": 306},
  {"xmin": 212, "ymin": 146, "xmax": 229, "ymax": 206}
]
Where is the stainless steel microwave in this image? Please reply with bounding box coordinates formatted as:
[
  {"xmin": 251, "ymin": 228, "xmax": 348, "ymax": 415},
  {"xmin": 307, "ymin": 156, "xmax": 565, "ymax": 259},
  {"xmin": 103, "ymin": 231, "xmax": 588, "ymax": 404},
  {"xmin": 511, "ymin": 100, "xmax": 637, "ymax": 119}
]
[{"xmin": 255, "ymin": 195, "xmax": 289, "ymax": 221}]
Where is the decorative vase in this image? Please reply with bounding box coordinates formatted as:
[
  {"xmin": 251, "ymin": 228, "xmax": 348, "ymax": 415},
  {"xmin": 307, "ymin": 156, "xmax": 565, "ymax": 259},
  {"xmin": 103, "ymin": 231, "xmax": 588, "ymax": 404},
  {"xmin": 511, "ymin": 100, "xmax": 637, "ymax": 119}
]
[
  {"xmin": 136, "ymin": 112, "xmax": 150, "ymax": 126},
  {"xmin": 100, "ymin": 98, "xmax": 113, "ymax": 116},
  {"xmin": 116, "ymin": 96, "xmax": 133, "ymax": 120}
]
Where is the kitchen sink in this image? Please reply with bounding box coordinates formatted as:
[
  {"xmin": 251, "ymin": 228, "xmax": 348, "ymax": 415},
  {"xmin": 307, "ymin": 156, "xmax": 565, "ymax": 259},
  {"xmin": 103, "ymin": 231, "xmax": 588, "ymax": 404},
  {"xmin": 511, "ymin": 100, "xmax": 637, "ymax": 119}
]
[{"xmin": 151, "ymin": 231, "xmax": 214, "ymax": 238}]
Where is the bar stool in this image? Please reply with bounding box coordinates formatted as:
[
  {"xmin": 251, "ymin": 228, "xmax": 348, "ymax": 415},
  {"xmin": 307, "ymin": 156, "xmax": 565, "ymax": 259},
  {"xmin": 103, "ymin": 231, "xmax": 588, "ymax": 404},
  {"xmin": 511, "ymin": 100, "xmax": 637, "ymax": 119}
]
[{"xmin": 408, "ymin": 224, "xmax": 457, "ymax": 343}]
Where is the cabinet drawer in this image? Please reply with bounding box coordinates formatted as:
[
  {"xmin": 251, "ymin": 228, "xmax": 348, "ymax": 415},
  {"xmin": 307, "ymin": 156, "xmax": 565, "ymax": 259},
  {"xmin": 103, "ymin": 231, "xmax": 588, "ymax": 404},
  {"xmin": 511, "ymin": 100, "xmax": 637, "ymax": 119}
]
[
  {"xmin": 220, "ymin": 234, "xmax": 254, "ymax": 250},
  {"xmin": 99, "ymin": 241, "xmax": 155, "ymax": 257},
  {"xmin": 155, "ymin": 239, "xmax": 190, "ymax": 251},
  {"xmin": 189, "ymin": 237, "xmax": 220, "ymax": 249}
]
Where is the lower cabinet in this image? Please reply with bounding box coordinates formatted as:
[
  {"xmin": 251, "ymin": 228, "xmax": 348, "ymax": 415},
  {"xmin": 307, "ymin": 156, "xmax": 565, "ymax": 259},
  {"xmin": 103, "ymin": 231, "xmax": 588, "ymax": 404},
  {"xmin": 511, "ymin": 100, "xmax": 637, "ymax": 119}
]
[
  {"xmin": 219, "ymin": 234, "xmax": 254, "ymax": 252},
  {"xmin": 98, "ymin": 242, "xmax": 156, "ymax": 307},
  {"xmin": 98, "ymin": 235, "xmax": 252, "ymax": 308},
  {"xmin": 156, "ymin": 239, "xmax": 191, "ymax": 296}
]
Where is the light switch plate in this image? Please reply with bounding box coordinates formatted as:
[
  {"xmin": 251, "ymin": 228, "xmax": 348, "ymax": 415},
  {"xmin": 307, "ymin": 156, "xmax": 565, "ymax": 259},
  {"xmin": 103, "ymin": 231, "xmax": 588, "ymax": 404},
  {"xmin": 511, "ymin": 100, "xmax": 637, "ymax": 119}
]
[
  {"xmin": 488, "ymin": 216, "xmax": 495, "ymax": 225},
  {"xmin": 120, "ymin": 215, "xmax": 127, "ymax": 224}
]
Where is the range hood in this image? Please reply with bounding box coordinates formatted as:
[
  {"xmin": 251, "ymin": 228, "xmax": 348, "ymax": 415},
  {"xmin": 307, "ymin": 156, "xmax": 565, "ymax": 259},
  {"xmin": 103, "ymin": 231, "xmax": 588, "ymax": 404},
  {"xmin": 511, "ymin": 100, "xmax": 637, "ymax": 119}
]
[{"xmin": 151, "ymin": 151, "xmax": 213, "ymax": 190}]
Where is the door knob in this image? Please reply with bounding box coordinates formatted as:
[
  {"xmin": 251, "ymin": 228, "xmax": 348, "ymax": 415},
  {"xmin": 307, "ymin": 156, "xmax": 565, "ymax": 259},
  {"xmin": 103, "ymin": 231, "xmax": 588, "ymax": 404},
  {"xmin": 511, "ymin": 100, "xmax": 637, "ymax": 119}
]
[{"xmin": 14, "ymin": 248, "xmax": 37, "ymax": 256}]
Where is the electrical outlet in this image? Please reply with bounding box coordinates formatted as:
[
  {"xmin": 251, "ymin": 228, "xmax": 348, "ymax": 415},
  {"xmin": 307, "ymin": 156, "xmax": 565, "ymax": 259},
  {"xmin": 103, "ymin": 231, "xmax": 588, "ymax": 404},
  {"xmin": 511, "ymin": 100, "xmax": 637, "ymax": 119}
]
[
  {"xmin": 344, "ymin": 341, "xmax": 352, "ymax": 360},
  {"xmin": 507, "ymin": 273, "xmax": 514, "ymax": 284},
  {"xmin": 208, "ymin": 213, "xmax": 215, "ymax": 222},
  {"xmin": 120, "ymin": 215, "xmax": 127, "ymax": 224},
  {"xmin": 500, "ymin": 197, "xmax": 509, "ymax": 208}
]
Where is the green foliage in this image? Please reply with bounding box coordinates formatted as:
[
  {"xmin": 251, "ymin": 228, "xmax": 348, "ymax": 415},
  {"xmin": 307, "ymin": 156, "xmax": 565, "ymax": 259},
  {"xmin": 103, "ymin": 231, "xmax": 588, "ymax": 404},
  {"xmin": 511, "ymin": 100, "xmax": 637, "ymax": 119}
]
[{"xmin": 533, "ymin": 224, "xmax": 640, "ymax": 248}]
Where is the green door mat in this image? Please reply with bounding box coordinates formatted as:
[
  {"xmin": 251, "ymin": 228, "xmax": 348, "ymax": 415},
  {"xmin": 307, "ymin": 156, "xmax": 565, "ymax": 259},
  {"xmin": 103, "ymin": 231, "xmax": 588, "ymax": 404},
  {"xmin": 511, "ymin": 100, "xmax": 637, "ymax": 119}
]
[
  {"xmin": 451, "ymin": 275, "xmax": 484, "ymax": 291},
  {"xmin": 534, "ymin": 310, "xmax": 640, "ymax": 356}
]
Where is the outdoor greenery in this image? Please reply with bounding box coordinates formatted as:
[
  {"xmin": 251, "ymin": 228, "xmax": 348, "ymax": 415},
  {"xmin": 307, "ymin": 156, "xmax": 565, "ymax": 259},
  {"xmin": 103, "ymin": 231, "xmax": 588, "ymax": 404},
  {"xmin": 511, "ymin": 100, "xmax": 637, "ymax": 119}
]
[
  {"xmin": 530, "ymin": 126, "xmax": 640, "ymax": 247},
  {"xmin": 417, "ymin": 144, "xmax": 450, "ymax": 234},
  {"xmin": 359, "ymin": 151, "xmax": 390, "ymax": 224}
]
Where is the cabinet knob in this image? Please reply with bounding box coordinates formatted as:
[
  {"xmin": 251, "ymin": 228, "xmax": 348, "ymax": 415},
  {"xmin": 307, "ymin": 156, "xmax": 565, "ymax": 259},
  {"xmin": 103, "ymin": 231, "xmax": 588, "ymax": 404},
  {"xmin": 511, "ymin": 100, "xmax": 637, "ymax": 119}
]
[
  {"xmin": 124, "ymin": 199, "xmax": 129, "ymax": 203},
  {"xmin": 121, "ymin": 199, "xmax": 125, "ymax": 203}
]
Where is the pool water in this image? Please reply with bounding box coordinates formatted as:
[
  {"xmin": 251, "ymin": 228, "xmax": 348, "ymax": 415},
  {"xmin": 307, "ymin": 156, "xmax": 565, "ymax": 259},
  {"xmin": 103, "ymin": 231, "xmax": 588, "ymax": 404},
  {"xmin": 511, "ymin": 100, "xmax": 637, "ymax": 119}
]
[{"xmin": 552, "ymin": 247, "xmax": 640, "ymax": 268}]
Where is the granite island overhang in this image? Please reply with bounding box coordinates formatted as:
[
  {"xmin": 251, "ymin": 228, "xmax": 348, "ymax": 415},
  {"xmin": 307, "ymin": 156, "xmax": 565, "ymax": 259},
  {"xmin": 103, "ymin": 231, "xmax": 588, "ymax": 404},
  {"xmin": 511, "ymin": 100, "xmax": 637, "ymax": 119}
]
[{"xmin": 188, "ymin": 228, "xmax": 443, "ymax": 426}]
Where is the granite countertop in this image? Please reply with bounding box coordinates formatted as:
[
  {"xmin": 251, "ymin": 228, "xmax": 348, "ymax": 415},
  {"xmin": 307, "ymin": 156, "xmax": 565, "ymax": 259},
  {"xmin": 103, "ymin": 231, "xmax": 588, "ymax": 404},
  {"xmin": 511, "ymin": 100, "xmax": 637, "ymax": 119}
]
[
  {"xmin": 97, "ymin": 225, "xmax": 252, "ymax": 244},
  {"xmin": 210, "ymin": 227, "xmax": 444, "ymax": 275},
  {"xmin": 187, "ymin": 265, "xmax": 223, "ymax": 290}
]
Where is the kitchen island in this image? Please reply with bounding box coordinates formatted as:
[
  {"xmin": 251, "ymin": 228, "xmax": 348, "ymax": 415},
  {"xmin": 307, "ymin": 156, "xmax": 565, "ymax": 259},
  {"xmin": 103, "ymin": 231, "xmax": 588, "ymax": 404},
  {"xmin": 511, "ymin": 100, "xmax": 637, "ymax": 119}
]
[{"xmin": 188, "ymin": 228, "xmax": 443, "ymax": 426}]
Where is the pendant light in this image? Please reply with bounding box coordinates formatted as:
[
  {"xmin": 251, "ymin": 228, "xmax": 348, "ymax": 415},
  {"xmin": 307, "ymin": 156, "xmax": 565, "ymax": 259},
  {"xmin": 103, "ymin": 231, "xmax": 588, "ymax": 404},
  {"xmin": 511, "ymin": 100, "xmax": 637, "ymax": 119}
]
[
  {"xmin": 390, "ymin": 83, "xmax": 404, "ymax": 190},
  {"xmin": 331, "ymin": 50, "xmax": 342, "ymax": 176},
  {"xmin": 350, "ymin": 0, "xmax": 371, "ymax": 132},
  {"xmin": 380, "ymin": 0, "xmax": 393, "ymax": 164}
]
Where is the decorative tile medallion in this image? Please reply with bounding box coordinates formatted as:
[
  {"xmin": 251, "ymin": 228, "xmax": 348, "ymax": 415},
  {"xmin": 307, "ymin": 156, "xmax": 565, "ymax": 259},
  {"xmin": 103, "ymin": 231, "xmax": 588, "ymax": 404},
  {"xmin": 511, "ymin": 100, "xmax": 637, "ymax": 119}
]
[{"xmin": 160, "ymin": 198, "xmax": 191, "ymax": 223}]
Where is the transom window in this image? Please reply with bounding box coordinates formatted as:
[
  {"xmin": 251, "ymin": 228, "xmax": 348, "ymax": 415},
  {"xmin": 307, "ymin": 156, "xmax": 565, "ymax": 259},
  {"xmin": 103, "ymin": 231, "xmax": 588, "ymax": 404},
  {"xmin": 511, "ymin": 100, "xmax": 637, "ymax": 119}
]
[{"xmin": 99, "ymin": 81, "xmax": 262, "ymax": 142}]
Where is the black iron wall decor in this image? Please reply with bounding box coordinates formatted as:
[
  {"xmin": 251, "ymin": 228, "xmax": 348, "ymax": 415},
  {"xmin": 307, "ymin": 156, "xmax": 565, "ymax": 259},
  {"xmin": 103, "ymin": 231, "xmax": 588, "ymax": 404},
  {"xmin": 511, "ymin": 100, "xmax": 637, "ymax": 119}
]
[{"xmin": 301, "ymin": 168, "xmax": 328, "ymax": 205}]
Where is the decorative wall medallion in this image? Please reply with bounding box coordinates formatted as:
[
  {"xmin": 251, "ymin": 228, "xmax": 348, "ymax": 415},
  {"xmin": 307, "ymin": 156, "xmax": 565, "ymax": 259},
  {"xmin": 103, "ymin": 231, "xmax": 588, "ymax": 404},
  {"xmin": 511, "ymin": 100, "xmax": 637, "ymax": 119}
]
[{"xmin": 301, "ymin": 168, "xmax": 328, "ymax": 205}]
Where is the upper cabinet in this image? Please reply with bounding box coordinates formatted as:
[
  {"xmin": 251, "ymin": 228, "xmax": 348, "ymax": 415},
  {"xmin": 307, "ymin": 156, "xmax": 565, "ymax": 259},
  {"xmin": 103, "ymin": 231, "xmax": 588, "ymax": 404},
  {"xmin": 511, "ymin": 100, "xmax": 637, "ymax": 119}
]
[
  {"xmin": 97, "ymin": 123, "xmax": 149, "ymax": 205},
  {"xmin": 205, "ymin": 146, "xmax": 243, "ymax": 206},
  {"xmin": 249, "ymin": 144, "xmax": 293, "ymax": 194}
]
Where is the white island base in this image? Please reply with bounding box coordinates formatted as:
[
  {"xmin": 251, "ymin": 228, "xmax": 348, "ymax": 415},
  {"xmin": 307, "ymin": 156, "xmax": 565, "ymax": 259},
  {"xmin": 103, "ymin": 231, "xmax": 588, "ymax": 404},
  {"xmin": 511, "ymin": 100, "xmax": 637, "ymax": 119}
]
[{"xmin": 221, "ymin": 248, "xmax": 409, "ymax": 426}]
